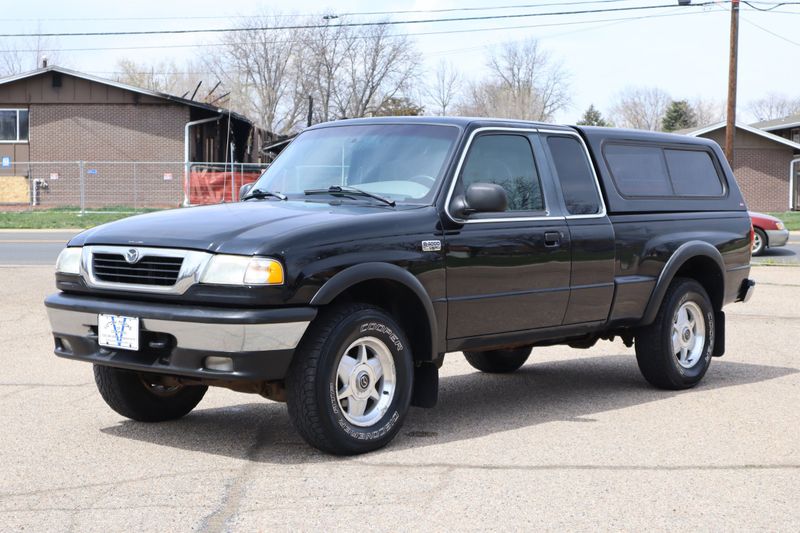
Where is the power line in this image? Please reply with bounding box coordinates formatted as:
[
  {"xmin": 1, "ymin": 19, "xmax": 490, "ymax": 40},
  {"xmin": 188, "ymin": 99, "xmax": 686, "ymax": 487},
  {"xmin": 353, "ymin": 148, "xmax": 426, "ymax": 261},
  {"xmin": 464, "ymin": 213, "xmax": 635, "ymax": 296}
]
[
  {"xmin": 316, "ymin": 0, "xmax": 636, "ymax": 17},
  {"xmin": 0, "ymin": 3, "xmax": 722, "ymax": 38},
  {"xmin": 0, "ymin": 1, "xmax": 649, "ymax": 22},
  {"xmin": 80, "ymin": 8, "xmax": 698, "ymax": 64},
  {"xmin": 741, "ymin": 1, "xmax": 800, "ymax": 10},
  {"xmin": 0, "ymin": 8, "xmax": 720, "ymax": 55},
  {"xmin": 741, "ymin": 14, "xmax": 800, "ymax": 46},
  {"xmin": 428, "ymin": 7, "xmax": 701, "ymax": 56}
]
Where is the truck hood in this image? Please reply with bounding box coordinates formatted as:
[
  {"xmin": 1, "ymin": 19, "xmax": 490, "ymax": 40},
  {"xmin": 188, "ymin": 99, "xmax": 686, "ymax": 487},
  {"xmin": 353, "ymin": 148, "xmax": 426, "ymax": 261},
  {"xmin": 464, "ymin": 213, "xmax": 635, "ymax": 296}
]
[{"xmin": 72, "ymin": 200, "xmax": 428, "ymax": 255}]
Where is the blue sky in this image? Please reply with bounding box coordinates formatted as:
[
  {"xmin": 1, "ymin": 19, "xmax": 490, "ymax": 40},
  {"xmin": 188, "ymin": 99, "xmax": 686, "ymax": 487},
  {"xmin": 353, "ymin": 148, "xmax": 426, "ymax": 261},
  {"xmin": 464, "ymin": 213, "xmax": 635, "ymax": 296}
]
[{"xmin": 3, "ymin": 0, "xmax": 797, "ymax": 122}]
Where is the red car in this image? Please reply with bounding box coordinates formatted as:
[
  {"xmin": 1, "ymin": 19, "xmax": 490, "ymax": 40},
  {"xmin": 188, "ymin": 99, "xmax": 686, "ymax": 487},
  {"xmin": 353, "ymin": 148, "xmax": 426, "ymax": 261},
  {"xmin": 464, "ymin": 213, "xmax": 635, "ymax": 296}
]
[{"xmin": 750, "ymin": 211, "xmax": 789, "ymax": 256}]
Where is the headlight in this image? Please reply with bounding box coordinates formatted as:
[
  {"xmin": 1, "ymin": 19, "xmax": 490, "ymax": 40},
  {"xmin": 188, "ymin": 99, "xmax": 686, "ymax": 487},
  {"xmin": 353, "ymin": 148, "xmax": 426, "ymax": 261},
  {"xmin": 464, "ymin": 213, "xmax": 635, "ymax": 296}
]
[
  {"xmin": 200, "ymin": 255, "xmax": 284, "ymax": 286},
  {"xmin": 55, "ymin": 247, "xmax": 82, "ymax": 274},
  {"xmin": 775, "ymin": 221, "xmax": 785, "ymax": 230}
]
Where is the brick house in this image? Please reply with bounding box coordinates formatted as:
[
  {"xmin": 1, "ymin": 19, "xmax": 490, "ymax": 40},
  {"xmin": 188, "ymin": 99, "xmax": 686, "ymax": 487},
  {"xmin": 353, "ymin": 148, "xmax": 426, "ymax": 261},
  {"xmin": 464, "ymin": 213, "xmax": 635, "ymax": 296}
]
[
  {"xmin": 753, "ymin": 113, "xmax": 800, "ymax": 145},
  {"xmin": 0, "ymin": 65, "xmax": 266, "ymax": 207},
  {"xmin": 683, "ymin": 122, "xmax": 800, "ymax": 212}
]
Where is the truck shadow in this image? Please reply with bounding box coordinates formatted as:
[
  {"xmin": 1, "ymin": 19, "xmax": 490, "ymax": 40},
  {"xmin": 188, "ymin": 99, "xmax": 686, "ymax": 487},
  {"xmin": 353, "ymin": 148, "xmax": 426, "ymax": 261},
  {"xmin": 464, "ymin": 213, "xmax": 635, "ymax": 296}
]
[{"xmin": 101, "ymin": 355, "xmax": 797, "ymax": 463}]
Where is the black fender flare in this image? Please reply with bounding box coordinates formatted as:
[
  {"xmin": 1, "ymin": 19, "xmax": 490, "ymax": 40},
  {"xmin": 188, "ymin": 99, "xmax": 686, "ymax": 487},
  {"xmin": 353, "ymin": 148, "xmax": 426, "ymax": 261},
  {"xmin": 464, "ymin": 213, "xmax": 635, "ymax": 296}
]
[
  {"xmin": 309, "ymin": 262, "xmax": 438, "ymax": 361},
  {"xmin": 640, "ymin": 240, "xmax": 725, "ymax": 326}
]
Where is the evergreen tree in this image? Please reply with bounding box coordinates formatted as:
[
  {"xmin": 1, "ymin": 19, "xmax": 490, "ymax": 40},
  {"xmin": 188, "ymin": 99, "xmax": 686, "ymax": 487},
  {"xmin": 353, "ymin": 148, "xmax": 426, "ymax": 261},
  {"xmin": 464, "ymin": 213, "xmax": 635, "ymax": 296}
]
[
  {"xmin": 662, "ymin": 100, "xmax": 698, "ymax": 132},
  {"xmin": 577, "ymin": 104, "xmax": 611, "ymax": 127},
  {"xmin": 373, "ymin": 97, "xmax": 425, "ymax": 117}
]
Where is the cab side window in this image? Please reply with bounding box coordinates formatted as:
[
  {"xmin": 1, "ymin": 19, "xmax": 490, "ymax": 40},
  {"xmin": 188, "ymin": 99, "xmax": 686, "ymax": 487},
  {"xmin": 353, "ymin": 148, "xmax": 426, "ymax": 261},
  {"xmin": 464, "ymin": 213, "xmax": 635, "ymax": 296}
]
[
  {"xmin": 546, "ymin": 135, "xmax": 602, "ymax": 215},
  {"xmin": 458, "ymin": 134, "xmax": 544, "ymax": 212}
]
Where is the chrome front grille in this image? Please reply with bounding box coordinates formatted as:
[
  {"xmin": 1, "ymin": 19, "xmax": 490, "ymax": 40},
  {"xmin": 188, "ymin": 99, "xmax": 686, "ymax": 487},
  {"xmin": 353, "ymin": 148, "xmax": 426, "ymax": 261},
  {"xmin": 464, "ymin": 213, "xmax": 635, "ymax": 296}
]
[
  {"xmin": 92, "ymin": 253, "xmax": 184, "ymax": 286},
  {"xmin": 83, "ymin": 246, "xmax": 212, "ymax": 294}
]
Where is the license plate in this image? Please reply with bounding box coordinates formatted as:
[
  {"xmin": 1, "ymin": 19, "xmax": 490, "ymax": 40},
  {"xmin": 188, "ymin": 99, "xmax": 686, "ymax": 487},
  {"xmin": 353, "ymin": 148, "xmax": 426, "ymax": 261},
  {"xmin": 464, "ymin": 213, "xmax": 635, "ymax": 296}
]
[{"xmin": 98, "ymin": 314, "xmax": 139, "ymax": 351}]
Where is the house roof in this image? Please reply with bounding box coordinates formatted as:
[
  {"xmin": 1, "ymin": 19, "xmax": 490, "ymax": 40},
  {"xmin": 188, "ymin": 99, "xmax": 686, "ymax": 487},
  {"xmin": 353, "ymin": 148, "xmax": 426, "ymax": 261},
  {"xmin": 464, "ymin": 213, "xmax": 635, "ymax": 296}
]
[
  {"xmin": 681, "ymin": 121, "xmax": 800, "ymax": 151},
  {"xmin": 750, "ymin": 114, "xmax": 800, "ymax": 132},
  {"xmin": 0, "ymin": 65, "xmax": 252, "ymax": 124}
]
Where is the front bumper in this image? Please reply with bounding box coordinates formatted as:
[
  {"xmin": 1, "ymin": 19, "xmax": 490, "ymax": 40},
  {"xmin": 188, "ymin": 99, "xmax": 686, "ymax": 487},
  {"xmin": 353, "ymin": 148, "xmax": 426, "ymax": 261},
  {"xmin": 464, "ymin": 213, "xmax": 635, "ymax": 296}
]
[
  {"xmin": 45, "ymin": 292, "xmax": 316, "ymax": 381},
  {"xmin": 765, "ymin": 228, "xmax": 790, "ymax": 248}
]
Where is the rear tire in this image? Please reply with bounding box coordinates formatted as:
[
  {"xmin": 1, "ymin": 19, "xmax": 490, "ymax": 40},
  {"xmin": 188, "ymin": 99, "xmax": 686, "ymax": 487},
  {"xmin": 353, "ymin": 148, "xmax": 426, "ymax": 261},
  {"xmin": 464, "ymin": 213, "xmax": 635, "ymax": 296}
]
[
  {"xmin": 463, "ymin": 347, "xmax": 532, "ymax": 373},
  {"xmin": 752, "ymin": 228, "xmax": 767, "ymax": 256},
  {"xmin": 634, "ymin": 277, "xmax": 714, "ymax": 390},
  {"xmin": 93, "ymin": 365, "xmax": 207, "ymax": 422},
  {"xmin": 286, "ymin": 303, "xmax": 414, "ymax": 455}
]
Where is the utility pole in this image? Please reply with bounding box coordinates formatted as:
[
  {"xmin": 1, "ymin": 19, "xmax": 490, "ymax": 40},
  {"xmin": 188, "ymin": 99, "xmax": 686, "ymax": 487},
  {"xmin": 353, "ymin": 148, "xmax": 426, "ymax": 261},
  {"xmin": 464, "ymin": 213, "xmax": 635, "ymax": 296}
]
[{"xmin": 725, "ymin": 0, "xmax": 740, "ymax": 166}]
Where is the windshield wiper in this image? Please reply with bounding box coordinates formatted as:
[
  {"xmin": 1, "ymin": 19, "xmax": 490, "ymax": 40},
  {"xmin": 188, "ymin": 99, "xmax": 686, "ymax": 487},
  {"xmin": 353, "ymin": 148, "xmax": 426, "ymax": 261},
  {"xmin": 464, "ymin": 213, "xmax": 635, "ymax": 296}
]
[
  {"xmin": 303, "ymin": 185, "xmax": 396, "ymax": 207},
  {"xmin": 243, "ymin": 188, "xmax": 287, "ymax": 201}
]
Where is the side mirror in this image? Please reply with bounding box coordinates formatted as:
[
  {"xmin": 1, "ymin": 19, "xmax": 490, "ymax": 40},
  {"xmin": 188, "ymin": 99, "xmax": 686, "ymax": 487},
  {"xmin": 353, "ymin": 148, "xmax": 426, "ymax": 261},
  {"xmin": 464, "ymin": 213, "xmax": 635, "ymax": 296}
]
[
  {"xmin": 239, "ymin": 183, "xmax": 254, "ymax": 201},
  {"xmin": 451, "ymin": 182, "xmax": 508, "ymax": 218}
]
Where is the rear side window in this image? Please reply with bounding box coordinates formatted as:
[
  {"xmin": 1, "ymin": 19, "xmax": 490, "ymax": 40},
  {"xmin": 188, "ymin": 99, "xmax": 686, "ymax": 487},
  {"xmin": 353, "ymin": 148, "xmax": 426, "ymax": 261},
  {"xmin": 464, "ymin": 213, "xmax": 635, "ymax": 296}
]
[
  {"xmin": 604, "ymin": 144, "xmax": 672, "ymax": 196},
  {"xmin": 664, "ymin": 149, "xmax": 724, "ymax": 196},
  {"xmin": 546, "ymin": 135, "xmax": 601, "ymax": 215}
]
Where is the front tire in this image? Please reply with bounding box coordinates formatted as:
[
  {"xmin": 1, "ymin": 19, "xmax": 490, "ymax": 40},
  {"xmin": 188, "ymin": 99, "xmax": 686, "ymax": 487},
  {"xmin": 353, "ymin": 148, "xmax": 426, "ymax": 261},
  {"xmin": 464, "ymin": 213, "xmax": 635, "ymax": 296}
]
[
  {"xmin": 286, "ymin": 303, "xmax": 413, "ymax": 455},
  {"xmin": 634, "ymin": 278, "xmax": 714, "ymax": 390},
  {"xmin": 463, "ymin": 347, "xmax": 532, "ymax": 373},
  {"xmin": 93, "ymin": 366, "xmax": 207, "ymax": 422}
]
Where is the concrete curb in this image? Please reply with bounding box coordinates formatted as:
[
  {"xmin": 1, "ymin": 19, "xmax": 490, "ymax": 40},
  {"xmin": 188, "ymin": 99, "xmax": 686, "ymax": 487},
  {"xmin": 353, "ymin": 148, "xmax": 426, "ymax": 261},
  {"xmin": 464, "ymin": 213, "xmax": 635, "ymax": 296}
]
[{"xmin": 0, "ymin": 229, "xmax": 83, "ymax": 233}]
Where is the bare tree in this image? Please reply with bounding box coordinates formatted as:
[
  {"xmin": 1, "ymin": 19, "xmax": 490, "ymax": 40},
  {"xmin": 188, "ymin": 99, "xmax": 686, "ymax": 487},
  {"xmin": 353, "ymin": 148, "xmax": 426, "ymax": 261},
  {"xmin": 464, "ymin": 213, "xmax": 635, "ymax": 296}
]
[
  {"xmin": 297, "ymin": 20, "xmax": 421, "ymax": 123},
  {"xmin": 201, "ymin": 15, "xmax": 419, "ymax": 133},
  {"xmin": 748, "ymin": 93, "xmax": 800, "ymax": 122},
  {"xmin": 203, "ymin": 13, "xmax": 308, "ymax": 134},
  {"xmin": 113, "ymin": 58, "xmax": 210, "ymax": 99},
  {"xmin": 425, "ymin": 60, "xmax": 461, "ymax": 116},
  {"xmin": 300, "ymin": 22, "xmax": 357, "ymax": 123},
  {"xmin": 334, "ymin": 23, "xmax": 420, "ymax": 119},
  {"xmin": 457, "ymin": 39, "xmax": 569, "ymax": 121},
  {"xmin": 691, "ymin": 97, "xmax": 725, "ymax": 126},
  {"xmin": 610, "ymin": 87, "xmax": 671, "ymax": 131},
  {"xmin": 1, "ymin": 31, "xmax": 63, "ymax": 76}
]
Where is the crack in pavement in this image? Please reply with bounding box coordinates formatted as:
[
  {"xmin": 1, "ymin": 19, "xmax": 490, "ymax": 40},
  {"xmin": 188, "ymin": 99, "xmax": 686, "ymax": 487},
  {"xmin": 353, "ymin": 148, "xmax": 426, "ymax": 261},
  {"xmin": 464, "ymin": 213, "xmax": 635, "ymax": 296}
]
[
  {"xmin": 0, "ymin": 383, "xmax": 93, "ymax": 387},
  {"xmin": 0, "ymin": 468, "xmax": 235, "ymax": 499},
  {"xmin": 0, "ymin": 503, "xmax": 208, "ymax": 513},
  {"xmin": 346, "ymin": 462, "xmax": 800, "ymax": 472},
  {"xmin": 725, "ymin": 313, "xmax": 800, "ymax": 320},
  {"xmin": 196, "ymin": 422, "xmax": 272, "ymax": 533},
  {"xmin": 755, "ymin": 282, "xmax": 800, "ymax": 288}
]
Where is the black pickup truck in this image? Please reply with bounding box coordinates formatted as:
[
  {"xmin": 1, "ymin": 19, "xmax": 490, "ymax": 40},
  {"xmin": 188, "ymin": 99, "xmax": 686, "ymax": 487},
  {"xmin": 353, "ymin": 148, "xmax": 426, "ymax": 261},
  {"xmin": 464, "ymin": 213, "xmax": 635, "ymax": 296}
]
[{"xmin": 46, "ymin": 117, "xmax": 755, "ymax": 455}]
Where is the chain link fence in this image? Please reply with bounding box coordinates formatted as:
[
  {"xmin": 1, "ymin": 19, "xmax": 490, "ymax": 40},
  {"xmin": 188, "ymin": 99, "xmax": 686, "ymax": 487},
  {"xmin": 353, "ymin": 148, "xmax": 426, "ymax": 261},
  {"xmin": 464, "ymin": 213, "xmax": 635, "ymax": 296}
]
[{"xmin": 0, "ymin": 161, "xmax": 269, "ymax": 213}]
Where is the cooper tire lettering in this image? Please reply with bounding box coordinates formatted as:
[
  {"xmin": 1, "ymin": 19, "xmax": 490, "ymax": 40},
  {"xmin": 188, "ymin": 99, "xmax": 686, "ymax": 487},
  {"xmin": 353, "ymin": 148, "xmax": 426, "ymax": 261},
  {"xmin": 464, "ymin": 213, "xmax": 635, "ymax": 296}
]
[{"xmin": 359, "ymin": 322, "xmax": 404, "ymax": 351}]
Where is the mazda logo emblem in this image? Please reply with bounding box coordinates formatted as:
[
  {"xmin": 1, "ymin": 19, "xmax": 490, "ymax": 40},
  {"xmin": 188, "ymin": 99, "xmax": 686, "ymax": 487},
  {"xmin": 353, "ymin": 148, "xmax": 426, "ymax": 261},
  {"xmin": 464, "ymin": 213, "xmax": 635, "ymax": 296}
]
[{"xmin": 125, "ymin": 248, "xmax": 140, "ymax": 264}]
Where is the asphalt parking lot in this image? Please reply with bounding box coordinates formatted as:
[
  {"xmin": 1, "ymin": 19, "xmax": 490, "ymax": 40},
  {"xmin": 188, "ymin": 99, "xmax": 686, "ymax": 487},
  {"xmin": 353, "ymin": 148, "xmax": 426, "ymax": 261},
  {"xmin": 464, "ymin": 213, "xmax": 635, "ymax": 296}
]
[{"xmin": 1, "ymin": 263, "xmax": 799, "ymax": 531}]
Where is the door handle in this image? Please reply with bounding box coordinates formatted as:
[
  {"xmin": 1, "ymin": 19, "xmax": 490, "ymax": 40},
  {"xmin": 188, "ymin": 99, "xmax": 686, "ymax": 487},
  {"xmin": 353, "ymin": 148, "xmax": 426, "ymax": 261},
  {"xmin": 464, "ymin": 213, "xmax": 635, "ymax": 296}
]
[{"xmin": 544, "ymin": 231, "xmax": 561, "ymax": 248}]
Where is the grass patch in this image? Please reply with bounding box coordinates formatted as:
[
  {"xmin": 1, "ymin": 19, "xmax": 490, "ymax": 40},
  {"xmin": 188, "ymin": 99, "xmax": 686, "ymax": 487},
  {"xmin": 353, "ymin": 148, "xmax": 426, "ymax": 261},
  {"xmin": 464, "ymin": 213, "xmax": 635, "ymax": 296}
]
[
  {"xmin": 0, "ymin": 207, "xmax": 162, "ymax": 229},
  {"xmin": 767, "ymin": 211, "xmax": 800, "ymax": 231}
]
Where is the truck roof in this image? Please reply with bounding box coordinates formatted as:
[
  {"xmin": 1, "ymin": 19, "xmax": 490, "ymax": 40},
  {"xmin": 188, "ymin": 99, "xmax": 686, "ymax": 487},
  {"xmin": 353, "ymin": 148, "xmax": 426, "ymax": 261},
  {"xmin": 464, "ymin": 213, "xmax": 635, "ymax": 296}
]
[
  {"xmin": 575, "ymin": 125, "xmax": 721, "ymax": 150},
  {"xmin": 306, "ymin": 116, "xmax": 574, "ymax": 132},
  {"xmin": 307, "ymin": 117, "xmax": 720, "ymax": 150}
]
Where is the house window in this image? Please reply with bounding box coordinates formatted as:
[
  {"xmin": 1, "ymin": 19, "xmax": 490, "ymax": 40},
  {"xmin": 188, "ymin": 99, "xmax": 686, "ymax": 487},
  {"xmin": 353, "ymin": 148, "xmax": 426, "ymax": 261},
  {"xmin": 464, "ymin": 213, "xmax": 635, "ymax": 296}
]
[
  {"xmin": 791, "ymin": 128, "xmax": 800, "ymax": 144},
  {"xmin": 0, "ymin": 109, "xmax": 29, "ymax": 142}
]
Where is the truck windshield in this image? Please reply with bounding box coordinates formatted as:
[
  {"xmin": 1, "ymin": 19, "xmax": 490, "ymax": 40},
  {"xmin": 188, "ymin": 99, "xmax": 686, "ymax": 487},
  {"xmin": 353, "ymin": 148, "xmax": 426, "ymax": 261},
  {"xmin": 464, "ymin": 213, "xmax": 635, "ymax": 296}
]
[{"xmin": 252, "ymin": 124, "xmax": 460, "ymax": 204}]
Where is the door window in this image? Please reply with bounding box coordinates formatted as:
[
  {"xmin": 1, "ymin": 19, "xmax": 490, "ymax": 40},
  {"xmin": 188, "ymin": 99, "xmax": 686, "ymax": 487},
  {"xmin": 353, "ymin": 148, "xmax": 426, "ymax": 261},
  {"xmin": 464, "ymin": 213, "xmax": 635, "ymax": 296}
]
[{"xmin": 456, "ymin": 134, "xmax": 544, "ymax": 212}]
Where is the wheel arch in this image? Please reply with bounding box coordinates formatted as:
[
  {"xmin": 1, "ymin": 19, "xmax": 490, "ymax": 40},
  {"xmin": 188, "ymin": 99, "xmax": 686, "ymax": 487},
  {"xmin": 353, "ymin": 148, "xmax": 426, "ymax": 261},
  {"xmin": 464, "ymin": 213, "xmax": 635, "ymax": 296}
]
[
  {"xmin": 309, "ymin": 262, "xmax": 438, "ymax": 363},
  {"xmin": 640, "ymin": 241, "xmax": 725, "ymax": 326}
]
